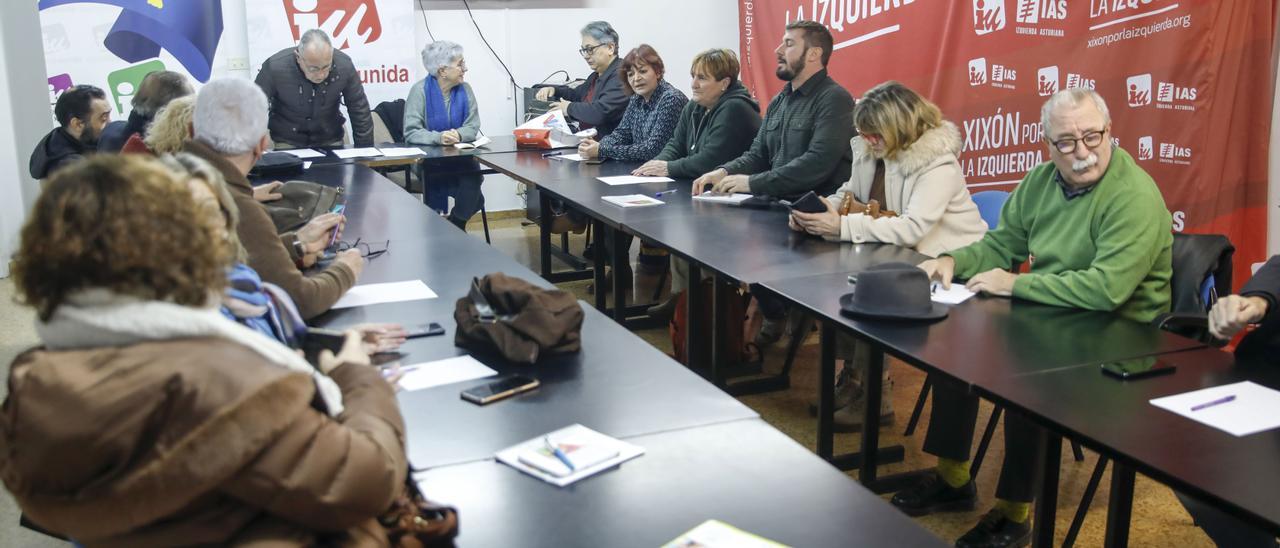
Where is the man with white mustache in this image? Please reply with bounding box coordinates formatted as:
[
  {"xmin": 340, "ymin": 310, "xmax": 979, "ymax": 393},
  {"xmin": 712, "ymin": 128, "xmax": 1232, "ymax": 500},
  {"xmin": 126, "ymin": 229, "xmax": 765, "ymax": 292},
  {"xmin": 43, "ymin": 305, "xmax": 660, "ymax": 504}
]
[{"xmin": 897, "ymin": 88, "xmax": 1173, "ymax": 547}]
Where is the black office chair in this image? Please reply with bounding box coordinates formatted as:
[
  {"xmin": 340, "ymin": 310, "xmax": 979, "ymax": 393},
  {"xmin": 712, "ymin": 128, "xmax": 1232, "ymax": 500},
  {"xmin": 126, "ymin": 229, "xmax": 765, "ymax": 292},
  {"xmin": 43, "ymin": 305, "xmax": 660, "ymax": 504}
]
[{"xmin": 1060, "ymin": 232, "xmax": 1234, "ymax": 548}]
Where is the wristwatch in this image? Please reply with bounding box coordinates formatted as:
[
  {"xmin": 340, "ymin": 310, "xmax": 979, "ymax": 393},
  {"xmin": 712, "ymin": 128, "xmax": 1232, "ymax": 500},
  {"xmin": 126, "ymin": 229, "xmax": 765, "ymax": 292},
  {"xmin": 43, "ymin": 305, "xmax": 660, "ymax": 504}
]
[{"xmin": 293, "ymin": 239, "xmax": 307, "ymax": 259}]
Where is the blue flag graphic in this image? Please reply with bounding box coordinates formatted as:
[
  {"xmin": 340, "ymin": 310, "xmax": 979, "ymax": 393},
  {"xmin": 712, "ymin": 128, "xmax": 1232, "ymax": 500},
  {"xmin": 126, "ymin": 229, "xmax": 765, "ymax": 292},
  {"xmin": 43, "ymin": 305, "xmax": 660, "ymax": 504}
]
[{"xmin": 39, "ymin": 0, "xmax": 223, "ymax": 82}]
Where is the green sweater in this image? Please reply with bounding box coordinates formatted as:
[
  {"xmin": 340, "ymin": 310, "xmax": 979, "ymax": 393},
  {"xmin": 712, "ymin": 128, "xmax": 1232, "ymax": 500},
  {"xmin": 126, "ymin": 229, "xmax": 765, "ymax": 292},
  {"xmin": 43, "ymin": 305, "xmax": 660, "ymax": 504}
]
[{"xmin": 946, "ymin": 147, "xmax": 1172, "ymax": 323}]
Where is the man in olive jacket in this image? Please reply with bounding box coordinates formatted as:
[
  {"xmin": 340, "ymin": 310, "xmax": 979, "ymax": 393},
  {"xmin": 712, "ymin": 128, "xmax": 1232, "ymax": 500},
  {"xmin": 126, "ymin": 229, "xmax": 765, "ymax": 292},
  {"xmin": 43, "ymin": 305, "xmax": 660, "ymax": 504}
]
[
  {"xmin": 255, "ymin": 29, "xmax": 374, "ymax": 148},
  {"xmin": 694, "ymin": 20, "xmax": 854, "ymax": 200}
]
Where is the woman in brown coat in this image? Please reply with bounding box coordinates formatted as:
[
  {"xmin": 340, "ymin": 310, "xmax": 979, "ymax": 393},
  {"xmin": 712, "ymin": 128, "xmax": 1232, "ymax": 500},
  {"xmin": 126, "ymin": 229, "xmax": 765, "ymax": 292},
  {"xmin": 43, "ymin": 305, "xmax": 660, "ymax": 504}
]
[{"xmin": 0, "ymin": 155, "xmax": 407, "ymax": 546}]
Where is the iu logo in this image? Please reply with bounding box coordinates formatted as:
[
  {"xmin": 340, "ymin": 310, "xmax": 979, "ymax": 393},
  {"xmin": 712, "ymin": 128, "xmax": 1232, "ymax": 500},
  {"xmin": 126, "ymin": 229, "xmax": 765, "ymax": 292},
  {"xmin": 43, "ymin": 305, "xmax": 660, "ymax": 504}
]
[
  {"xmin": 1137, "ymin": 136, "xmax": 1153, "ymax": 161},
  {"xmin": 973, "ymin": 0, "xmax": 1007, "ymax": 35},
  {"xmin": 1036, "ymin": 66, "xmax": 1059, "ymax": 96},
  {"xmin": 968, "ymin": 58, "xmax": 988, "ymax": 86},
  {"xmin": 1126, "ymin": 74, "xmax": 1152, "ymax": 107},
  {"xmin": 282, "ymin": 0, "xmax": 382, "ymax": 49}
]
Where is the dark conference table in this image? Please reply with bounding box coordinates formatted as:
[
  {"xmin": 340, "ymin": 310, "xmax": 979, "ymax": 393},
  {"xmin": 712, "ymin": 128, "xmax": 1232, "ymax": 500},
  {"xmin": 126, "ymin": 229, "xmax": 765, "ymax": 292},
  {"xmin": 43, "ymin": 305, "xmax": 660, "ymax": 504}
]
[
  {"xmin": 469, "ymin": 153, "xmax": 1264, "ymax": 547},
  {"xmin": 762, "ymin": 270, "xmax": 1209, "ymax": 546},
  {"xmin": 415, "ymin": 418, "xmax": 947, "ymax": 548},
  {"xmin": 978, "ymin": 347, "xmax": 1280, "ymax": 541},
  {"xmin": 286, "ymin": 163, "xmax": 947, "ymax": 546},
  {"xmin": 298, "ymin": 165, "xmax": 758, "ymax": 469}
]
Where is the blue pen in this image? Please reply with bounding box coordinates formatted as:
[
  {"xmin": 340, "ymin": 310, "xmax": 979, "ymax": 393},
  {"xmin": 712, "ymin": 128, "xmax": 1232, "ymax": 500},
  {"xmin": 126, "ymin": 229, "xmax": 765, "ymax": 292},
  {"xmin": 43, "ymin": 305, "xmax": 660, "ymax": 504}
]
[
  {"xmin": 544, "ymin": 435, "xmax": 576, "ymax": 471},
  {"xmin": 1190, "ymin": 394, "xmax": 1236, "ymax": 411},
  {"xmin": 654, "ymin": 189, "xmax": 679, "ymax": 198},
  {"xmin": 326, "ymin": 204, "xmax": 345, "ymax": 248}
]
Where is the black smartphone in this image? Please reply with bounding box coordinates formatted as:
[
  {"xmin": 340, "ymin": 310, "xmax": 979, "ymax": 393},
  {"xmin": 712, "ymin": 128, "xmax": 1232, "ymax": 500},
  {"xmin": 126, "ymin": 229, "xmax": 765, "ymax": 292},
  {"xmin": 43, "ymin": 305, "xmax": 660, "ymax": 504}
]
[
  {"xmin": 302, "ymin": 327, "xmax": 347, "ymax": 366},
  {"xmin": 583, "ymin": 158, "xmax": 606, "ymax": 165},
  {"xmin": 787, "ymin": 191, "xmax": 828, "ymax": 213},
  {"xmin": 1100, "ymin": 357, "xmax": 1176, "ymax": 380},
  {"xmin": 406, "ymin": 322, "xmax": 446, "ymax": 339},
  {"xmin": 460, "ymin": 374, "xmax": 540, "ymax": 405}
]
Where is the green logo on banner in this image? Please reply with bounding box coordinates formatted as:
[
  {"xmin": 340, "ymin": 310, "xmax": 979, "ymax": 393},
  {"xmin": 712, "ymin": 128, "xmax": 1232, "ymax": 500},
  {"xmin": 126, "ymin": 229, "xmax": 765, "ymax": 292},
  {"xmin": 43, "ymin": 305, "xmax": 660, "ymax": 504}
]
[{"xmin": 107, "ymin": 59, "xmax": 166, "ymax": 114}]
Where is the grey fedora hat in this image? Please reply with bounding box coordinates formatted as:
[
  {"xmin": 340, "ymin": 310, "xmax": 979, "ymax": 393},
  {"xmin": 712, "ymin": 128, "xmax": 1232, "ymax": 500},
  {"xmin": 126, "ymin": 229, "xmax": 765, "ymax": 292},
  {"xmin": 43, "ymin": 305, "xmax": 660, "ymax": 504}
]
[{"xmin": 839, "ymin": 262, "xmax": 949, "ymax": 321}]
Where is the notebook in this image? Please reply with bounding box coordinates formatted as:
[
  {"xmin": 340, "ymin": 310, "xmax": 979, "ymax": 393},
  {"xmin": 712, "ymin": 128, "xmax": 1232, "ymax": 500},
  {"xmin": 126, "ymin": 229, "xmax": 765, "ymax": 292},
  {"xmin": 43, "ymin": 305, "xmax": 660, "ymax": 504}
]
[
  {"xmin": 496, "ymin": 424, "xmax": 644, "ymax": 487},
  {"xmin": 693, "ymin": 191, "xmax": 752, "ymax": 205},
  {"xmin": 602, "ymin": 194, "xmax": 664, "ymax": 208}
]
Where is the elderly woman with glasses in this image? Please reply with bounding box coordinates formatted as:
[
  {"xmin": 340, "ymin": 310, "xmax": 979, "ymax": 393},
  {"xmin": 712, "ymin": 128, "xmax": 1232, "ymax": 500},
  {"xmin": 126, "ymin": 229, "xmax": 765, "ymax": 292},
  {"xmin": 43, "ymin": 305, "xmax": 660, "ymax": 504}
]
[
  {"xmin": 789, "ymin": 81, "xmax": 987, "ymax": 434},
  {"xmin": 535, "ymin": 20, "xmax": 628, "ymax": 139},
  {"xmin": 404, "ymin": 40, "xmax": 485, "ymax": 230}
]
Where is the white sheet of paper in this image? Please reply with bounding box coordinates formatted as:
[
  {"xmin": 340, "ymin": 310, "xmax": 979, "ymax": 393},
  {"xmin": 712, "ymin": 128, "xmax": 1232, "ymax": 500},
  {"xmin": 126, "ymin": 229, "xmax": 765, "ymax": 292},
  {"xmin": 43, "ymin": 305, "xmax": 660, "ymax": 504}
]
[
  {"xmin": 331, "ymin": 280, "xmax": 437, "ymax": 309},
  {"xmin": 280, "ymin": 148, "xmax": 325, "ymax": 159},
  {"xmin": 332, "ymin": 147, "xmax": 384, "ymax": 159},
  {"xmin": 550, "ymin": 153, "xmax": 585, "ymax": 162},
  {"xmin": 496, "ymin": 424, "xmax": 645, "ymax": 488},
  {"xmin": 377, "ymin": 147, "xmax": 424, "ymax": 157},
  {"xmin": 395, "ymin": 355, "xmax": 498, "ymax": 392},
  {"xmin": 454, "ymin": 135, "xmax": 493, "ymax": 149},
  {"xmin": 693, "ymin": 192, "xmax": 752, "ymax": 205},
  {"xmin": 662, "ymin": 520, "xmax": 789, "ymax": 548},
  {"xmin": 598, "ymin": 175, "xmax": 675, "ymax": 185},
  {"xmin": 602, "ymin": 194, "xmax": 664, "ymax": 208},
  {"xmin": 931, "ymin": 282, "xmax": 976, "ymax": 305},
  {"xmin": 303, "ymin": 161, "xmax": 313, "ymax": 169},
  {"xmin": 1150, "ymin": 381, "xmax": 1280, "ymax": 437}
]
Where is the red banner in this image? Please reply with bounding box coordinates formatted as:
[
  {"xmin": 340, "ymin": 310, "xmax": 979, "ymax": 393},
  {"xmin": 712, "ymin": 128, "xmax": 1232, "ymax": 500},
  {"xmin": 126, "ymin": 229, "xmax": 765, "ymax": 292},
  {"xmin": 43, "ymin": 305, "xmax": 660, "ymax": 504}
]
[{"xmin": 739, "ymin": 0, "xmax": 1274, "ymax": 287}]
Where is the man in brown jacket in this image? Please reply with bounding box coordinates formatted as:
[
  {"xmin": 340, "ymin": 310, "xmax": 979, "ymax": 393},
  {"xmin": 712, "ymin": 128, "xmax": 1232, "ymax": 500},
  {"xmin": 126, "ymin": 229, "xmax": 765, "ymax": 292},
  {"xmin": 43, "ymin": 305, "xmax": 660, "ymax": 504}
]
[{"xmin": 188, "ymin": 77, "xmax": 363, "ymax": 319}]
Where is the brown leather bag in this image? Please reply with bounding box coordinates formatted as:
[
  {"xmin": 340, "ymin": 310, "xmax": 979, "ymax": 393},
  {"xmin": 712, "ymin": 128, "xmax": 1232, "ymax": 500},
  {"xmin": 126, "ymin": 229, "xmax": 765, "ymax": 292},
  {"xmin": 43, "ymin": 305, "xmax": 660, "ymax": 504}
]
[
  {"xmin": 380, "ymin": 475, "xmax": 458, "ymax": 547},
  {"xmin": 454, "ymin": 273, "xmax": 584, "ymax": 364},
  {"xmin": 838, "ymin": 193, "xmax": 898, "ymax": 219}
]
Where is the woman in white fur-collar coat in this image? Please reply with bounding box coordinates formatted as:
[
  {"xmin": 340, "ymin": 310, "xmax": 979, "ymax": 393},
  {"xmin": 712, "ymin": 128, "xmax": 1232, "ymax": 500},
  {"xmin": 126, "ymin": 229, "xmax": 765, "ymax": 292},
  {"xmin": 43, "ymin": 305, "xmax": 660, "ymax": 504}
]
[{"xmin": 791, "ymin": 81, "xmax": 987, "ymax": 258}]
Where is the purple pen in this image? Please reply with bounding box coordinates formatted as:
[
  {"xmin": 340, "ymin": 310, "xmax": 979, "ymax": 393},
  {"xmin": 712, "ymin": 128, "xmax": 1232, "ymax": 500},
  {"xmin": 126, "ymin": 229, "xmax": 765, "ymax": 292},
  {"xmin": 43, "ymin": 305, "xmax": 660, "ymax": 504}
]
[{"xmin": 1190, "ymin": 394, "xmax": 1236, "ymax": 412}]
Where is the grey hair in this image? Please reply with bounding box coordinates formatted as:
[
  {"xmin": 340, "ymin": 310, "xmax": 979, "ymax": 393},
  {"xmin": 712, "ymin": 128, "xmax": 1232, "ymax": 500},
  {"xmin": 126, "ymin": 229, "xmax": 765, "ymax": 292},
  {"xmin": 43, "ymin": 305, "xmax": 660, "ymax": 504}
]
[
  {"xmin": 1041, "ymin": 88, "xmax": 1111, "ymax": 138},
  {"xmin": 299, "ymin": 28, "xmax": 332, "ymax": 51},
  {"xmin": 156, "ymin": 152, "xmax": 248, "ymax": 263},
  {"xmin": 193, "ymin": 77, "xmax": 269, "ymax": 155},
  {"xmin": 421, "ymin": 41, "xmax": 464, "ymax": 76},
  {"xmin": 581, "ymin": 21, "xmax": 619, "ymax": 47}
]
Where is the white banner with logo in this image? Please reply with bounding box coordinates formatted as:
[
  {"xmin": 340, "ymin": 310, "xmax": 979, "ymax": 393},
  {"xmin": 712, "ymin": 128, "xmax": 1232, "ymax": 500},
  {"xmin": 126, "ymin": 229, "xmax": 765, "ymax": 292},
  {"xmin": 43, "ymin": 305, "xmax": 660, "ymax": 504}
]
[{"xmin": 246, "ymin": 0, "xmax": 419, "ymax": 113}]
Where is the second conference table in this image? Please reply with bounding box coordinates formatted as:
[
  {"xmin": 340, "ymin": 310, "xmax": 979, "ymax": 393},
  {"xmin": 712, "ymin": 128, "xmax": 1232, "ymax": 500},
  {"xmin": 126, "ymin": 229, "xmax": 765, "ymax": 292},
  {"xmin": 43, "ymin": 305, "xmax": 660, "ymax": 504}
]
[
  {"xmin": 472, "ymin": 150, "xmax": 1274, "ymax": 547},
  {"xmin": 278, "ymin": 163, "xmax": 947, "ymax": 546}
]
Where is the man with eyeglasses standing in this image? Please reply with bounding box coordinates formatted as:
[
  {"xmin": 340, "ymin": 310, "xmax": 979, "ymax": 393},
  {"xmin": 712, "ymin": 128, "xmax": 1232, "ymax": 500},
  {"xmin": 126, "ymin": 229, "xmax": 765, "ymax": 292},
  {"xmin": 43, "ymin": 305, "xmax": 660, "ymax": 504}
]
[
  {"xmin": 890, "ymin": 88, "xmax": 1173, "ymax": 547},
  {"xmin": 255, "ymin": 29, "xmax": 374, "ymax": 149}
]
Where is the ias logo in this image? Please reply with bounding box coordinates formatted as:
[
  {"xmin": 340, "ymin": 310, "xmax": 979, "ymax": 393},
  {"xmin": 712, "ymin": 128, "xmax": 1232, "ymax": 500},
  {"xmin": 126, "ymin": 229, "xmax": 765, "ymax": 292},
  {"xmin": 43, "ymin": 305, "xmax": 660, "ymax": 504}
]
[
  {"xmin": 968, "ymin": 58, "xmax": 988, "ymax": 86},
  {"xmin": 1036, "ymin": 66, "xmax": 1059, "ymax": 96},
  {"xmin": 282, "ymin": 0, "xmax": 383, "ymax": 49},
  {"xmin": 1126, "ymin": 74, "xmax": 1152, "ymax": 107},
  {"xmin": 973, "ymin": 0, "xmax": 1007, "ymax": 35},
  {"xmin": 1137, "ymin": 136, "xmax": 1153, "ymax": 161}
]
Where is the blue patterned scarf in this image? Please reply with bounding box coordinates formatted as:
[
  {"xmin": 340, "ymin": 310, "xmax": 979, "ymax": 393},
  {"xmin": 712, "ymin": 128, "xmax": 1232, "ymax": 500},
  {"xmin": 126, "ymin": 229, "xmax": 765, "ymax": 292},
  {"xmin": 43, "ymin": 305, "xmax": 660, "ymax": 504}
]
[{"xmin": 424, "ymin": 75, "xmax": 468, "ymax": 132}]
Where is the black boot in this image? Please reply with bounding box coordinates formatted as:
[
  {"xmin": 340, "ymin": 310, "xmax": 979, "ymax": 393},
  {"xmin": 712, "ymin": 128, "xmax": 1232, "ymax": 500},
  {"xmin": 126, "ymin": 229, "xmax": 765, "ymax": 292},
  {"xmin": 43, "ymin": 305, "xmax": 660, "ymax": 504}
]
[{"xmin": 889, "ymin": 470, "xmax": 977, "ymax": 517}]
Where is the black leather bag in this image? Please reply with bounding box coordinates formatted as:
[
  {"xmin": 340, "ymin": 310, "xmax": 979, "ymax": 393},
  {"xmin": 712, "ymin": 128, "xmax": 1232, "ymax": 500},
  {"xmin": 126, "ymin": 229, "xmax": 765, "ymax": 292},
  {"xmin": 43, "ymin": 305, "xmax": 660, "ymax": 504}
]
[
  {"xmin": 263, "ymin": 180, "xmax": 343, "ymax": 233},
  {"xmin": 249, "ymin": 151, "xmax": 305, "ymax": 178}
]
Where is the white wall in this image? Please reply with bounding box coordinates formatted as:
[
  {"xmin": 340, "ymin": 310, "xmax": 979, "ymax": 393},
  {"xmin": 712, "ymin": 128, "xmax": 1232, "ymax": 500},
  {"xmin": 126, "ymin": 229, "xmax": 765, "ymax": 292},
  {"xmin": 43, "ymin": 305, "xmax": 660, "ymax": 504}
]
[
  {"xmin": 415, "ymin": 0, "xmax": 740, "ymax": 211},
  {"xmin": 0, "ymin": 2, "xmax": 53, "ymax": 278}
]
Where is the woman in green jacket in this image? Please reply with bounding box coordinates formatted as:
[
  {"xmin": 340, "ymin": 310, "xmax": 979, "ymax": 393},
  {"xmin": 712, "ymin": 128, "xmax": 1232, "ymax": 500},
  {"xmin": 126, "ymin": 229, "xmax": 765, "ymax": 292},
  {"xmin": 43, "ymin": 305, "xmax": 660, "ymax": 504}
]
[{"xmin": 641, "ymin": 48, "xmax": 762, "ymax": 320}]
